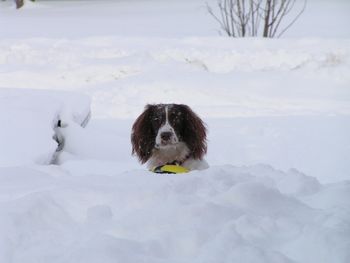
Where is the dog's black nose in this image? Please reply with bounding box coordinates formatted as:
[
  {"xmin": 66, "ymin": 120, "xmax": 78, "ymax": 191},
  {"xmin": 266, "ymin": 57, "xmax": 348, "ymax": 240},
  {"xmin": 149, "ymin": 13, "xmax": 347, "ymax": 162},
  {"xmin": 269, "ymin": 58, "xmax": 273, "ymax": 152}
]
[{"xmin": 161, "ymin": 132, "xmax": 172, "ymax": 141}]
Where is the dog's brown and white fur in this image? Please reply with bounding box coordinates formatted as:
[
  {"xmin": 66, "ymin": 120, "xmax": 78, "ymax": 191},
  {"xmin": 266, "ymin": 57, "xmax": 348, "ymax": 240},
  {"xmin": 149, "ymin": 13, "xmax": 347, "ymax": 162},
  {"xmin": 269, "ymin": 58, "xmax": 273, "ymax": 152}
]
[{"xmin": 131, "ymin": 104, "xmax": 208, "ymax": 171}]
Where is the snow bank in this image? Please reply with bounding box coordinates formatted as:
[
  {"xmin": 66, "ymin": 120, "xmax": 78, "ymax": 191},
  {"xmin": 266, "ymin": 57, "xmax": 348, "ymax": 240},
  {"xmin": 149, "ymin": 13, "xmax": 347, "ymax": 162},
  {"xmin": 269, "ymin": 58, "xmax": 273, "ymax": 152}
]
[
  {"xmin": 0, "ymin": 88, "xmax": 90, "ymax": 167},
  {"xmin": 0, "ymin": 0, "xmax": 349, "ymax": 38},
  {"xmin": 0, "ymin": 37, "xmax": 349, "ymax": 118},
  {"xmin": 0, "ymin": 164, "xmax": 349, "ymax": 263}
]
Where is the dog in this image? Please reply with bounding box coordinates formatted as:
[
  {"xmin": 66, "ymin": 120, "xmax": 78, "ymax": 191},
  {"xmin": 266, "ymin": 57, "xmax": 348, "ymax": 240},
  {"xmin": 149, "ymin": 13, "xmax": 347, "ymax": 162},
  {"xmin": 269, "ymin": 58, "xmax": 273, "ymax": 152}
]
[{"xmin": 131, "ymin": 104, "xmax": 208, "ymax": 171}]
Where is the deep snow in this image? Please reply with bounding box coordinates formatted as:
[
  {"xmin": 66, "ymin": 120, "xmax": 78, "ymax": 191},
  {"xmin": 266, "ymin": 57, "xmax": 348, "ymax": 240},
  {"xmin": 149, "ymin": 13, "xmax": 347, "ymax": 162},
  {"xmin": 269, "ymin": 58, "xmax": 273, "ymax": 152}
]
[
  {"xmin": 1, "ymin": 163, "xmax": 350, "ymax": 263},
  {"xmin": 1, "ymin": 0, "xmax": 350, "ymax": 38},
  {"xmin": 1, "ymin": 36, "xmax": 349, "ymax": 182},
  {"xmin": 0, "ymin": 0, "xmax": 350, "ymax": 262},
  {"xmin": 0, "ymin": 88, "xmax": 91, "ymax": 166}
]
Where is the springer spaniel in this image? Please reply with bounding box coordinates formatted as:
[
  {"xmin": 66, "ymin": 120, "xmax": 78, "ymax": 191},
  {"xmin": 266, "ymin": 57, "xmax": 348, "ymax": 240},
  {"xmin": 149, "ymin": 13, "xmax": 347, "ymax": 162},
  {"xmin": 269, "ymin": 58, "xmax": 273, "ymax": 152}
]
[{"xmin": 131, "ymin": 104, "xmax": 209, "ymax": 171}]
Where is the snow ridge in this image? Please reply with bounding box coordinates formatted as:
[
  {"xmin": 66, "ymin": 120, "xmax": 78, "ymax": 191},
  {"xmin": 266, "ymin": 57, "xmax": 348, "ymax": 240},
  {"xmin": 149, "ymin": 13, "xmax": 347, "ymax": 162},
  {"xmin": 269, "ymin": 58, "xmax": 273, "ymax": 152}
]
[
  {"xmin": 0, "ymin": 164, "xmax": 349, "ymax": 263},
  {"xmin": 1, "ymin": 37, "xmax": 349, "ymax": 119}
]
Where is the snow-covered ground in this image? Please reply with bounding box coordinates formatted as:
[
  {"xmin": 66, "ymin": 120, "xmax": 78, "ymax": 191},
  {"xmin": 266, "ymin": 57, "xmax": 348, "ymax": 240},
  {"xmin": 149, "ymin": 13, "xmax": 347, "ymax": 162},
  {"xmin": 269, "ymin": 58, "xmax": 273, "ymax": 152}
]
[
  {"xmin": 0, "ymin": 0, "xmax": 350, "ymax": 262},
  {"xmin": 1, "ymin": 0, "xmax": 350, "ymax": 38}
]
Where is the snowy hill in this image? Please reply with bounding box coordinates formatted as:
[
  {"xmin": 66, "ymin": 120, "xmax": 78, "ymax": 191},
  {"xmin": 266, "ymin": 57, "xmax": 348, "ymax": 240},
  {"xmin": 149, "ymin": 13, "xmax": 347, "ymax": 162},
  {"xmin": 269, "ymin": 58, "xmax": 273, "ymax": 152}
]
[
  {"xmin": 1, "ymin": 163, "xmax": 350, "ymax": 263},
  {"xmin": 0, "ymin": 0, "xmax": 350, "ymax": 262}
]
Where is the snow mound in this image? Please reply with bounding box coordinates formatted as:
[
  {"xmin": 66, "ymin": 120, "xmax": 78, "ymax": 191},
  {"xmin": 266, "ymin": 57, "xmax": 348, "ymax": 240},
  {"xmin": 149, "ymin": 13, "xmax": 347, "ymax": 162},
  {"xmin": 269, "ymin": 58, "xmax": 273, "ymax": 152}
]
[
  {"xmin": 0, "ymin": 164, "xmax": 349, "ymax": 263},
  {"xmin": 0, "ymin": 37, "xmax": 349, "ymax": 118},
  {"xmin": 0, "ymin": 88, "xmax": 90, "ymax": 167}
]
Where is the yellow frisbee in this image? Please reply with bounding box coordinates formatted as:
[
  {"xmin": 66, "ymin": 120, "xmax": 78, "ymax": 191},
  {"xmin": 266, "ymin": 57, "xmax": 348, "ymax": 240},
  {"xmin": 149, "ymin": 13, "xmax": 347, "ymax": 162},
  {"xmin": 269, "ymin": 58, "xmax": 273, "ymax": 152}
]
[{"xmin": 151, "ymin": 164, "xmax": 189, "ymax": 174}]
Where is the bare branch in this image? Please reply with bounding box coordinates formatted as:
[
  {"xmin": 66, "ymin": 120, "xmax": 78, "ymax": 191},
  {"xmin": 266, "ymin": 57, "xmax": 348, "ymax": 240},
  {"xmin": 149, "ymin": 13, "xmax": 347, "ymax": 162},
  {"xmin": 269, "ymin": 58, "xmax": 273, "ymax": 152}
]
[
  {"xmin": 207, "ymin": 0, "xmax": 307, "ymax": 38},
  {"xmin": 277, "ymin": 0, "xmax": 307, "ymax": 37}
]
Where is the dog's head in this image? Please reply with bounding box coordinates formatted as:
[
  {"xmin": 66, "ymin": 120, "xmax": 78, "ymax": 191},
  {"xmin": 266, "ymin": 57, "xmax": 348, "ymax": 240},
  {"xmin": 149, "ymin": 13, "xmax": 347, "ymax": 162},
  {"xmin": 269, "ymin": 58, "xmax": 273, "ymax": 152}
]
[{"xmin": 131, "ymin": 104, "xmax": 207, "ymax": 164}]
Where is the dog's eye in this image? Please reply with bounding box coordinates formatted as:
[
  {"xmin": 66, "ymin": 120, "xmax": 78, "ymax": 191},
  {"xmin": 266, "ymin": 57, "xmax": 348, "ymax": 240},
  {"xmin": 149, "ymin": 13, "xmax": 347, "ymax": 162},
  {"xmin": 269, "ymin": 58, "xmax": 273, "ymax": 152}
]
[
  {"xmin": 152, "ymin": 113, "xmax": 164, "ymax": 128},
  {"xmin": 153, "ymin": 117, "xmax": 161, "ymax": 124}
]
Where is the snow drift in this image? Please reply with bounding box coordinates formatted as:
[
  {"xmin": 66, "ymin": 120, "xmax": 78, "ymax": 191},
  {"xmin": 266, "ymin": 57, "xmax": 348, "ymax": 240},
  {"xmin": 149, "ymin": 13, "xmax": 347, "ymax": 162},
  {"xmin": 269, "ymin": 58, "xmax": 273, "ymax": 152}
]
[
  {"xmin": 0, "ymin": 164, "xmax": 349, "ymax": 263},
  {"xmin": 0, "ymin": 88, "xmax": 90, "ymax": 167}
]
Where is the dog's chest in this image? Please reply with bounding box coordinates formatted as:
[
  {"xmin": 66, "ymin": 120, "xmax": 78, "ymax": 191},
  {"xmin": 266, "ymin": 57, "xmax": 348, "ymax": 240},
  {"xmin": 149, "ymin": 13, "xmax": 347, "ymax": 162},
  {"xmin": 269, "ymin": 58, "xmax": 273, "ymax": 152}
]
[{"xmin": 148, "ymin": 142, "xmax": 190, "ymax": 167}]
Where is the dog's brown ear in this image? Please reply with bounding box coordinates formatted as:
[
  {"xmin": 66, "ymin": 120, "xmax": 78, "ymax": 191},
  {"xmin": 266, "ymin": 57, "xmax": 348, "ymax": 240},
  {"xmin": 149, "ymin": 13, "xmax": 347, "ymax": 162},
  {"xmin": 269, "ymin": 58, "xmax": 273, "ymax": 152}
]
[
  {"xmin": 131, "ymin": 104, "xmax": 156, "ymax": 164},
  {"xmin": 180, "ymin": 105, "xmax": 207, "ymax": 160}
]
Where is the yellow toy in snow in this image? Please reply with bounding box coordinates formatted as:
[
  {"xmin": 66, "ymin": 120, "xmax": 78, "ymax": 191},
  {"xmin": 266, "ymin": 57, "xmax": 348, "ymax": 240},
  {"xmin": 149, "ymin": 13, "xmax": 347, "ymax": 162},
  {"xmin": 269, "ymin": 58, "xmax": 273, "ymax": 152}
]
[{"xmin": 151, "ymin": 164, "xmax": 189, "ymax": 174}]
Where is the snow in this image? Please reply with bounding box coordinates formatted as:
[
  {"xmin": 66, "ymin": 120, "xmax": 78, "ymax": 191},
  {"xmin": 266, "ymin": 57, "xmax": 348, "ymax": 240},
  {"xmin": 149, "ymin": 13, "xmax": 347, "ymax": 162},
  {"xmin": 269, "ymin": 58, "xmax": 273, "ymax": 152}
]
[
  {"xmin": 1, "ymin": 164, "xmax": 349, "ymax": 263},
  {"xmin": 0, "ymin": 0, "xmax": 350, "ymax": 262},
  {"xmin": 1, "ymin": 0, "xmax": 349, "ymax": 38},
  {"xmin": 0, "ymin": 88, "xmax": 91, "ymax": 167}
]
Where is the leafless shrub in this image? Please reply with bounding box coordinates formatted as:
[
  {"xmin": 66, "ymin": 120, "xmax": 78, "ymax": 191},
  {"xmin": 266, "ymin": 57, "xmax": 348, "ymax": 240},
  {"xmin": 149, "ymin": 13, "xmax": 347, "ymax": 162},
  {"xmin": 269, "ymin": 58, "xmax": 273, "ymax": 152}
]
[
  {"xmin": 207, "ymin": 0, "xmax": 307, "ymax": 38},
  {"xmin": 14, "ymin": 0, "xmax": 35, "ymax": 9},
  {"xmin": 15, "ymin": 0, "xmax": 24, "ymax": 9}
]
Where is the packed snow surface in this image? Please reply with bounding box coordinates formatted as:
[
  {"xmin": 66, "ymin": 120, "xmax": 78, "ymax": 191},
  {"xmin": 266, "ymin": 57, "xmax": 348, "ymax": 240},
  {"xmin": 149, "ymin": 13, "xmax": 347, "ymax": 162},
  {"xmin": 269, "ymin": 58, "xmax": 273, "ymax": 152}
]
[
  {"xmin": 1, "ymin": 163, "xmax": 350, "ymax": 263},
  {"xmin": 0, "ymin": 0, "xmax": 350, "ymax": 262}
]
